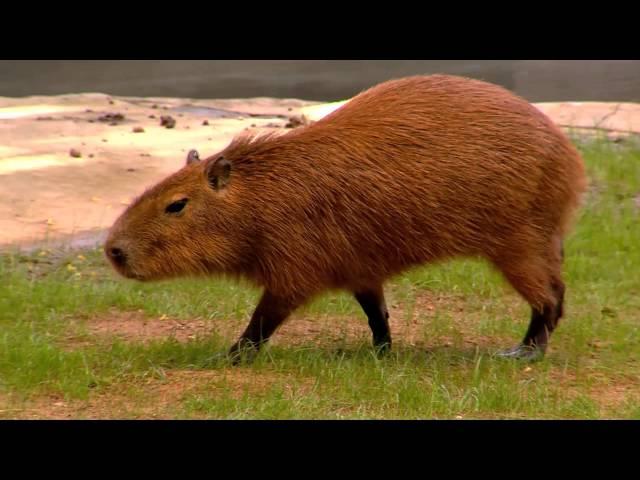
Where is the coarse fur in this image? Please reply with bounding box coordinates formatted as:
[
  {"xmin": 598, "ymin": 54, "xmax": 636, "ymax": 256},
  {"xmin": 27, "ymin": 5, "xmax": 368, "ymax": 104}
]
[{"xmin": 105, "ymin": 74, "xmax": 587, "ymax": 361}]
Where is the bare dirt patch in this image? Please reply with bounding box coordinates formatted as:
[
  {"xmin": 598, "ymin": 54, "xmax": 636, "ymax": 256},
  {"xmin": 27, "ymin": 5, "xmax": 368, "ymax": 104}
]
[
  {"xmin": 84, "ymin": 311, "xmax": 214, "ymax": 344},
  {"xmin": 61, "ymin": 290, "xmax": 522, "ymax": 355},
  {"xmin": 273, "ymin": 290, "xmax": 522, "ymax": 352},
  {"xmin": 60, "ymin": 309, "xmax": 237, "ymax": 350},
  {"xmin": 546, "ymin": 367, "xmax": 640, "ymax": 416}
]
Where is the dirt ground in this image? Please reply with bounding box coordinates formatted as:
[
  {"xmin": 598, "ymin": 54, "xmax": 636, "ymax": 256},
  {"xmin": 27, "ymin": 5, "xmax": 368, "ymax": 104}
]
[{"xmin": 1, "ymin": 93, "xmax": 640, "ymax": 250}]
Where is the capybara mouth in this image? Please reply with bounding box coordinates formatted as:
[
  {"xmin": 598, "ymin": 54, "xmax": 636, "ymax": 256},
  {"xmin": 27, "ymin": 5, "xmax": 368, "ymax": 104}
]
[
  {"xmin": 105, "ymin": 257, "xmax": 148, "ymax": 282},
  {"xmin": 123, "ymin": 271, "xmax": 148, "ymax": 281}
]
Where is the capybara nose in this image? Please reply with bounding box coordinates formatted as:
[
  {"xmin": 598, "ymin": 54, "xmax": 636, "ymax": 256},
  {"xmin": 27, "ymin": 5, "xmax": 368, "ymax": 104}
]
[{"xmin": 106, "ymin": 245, "xmax": 127, "ymax": 267}]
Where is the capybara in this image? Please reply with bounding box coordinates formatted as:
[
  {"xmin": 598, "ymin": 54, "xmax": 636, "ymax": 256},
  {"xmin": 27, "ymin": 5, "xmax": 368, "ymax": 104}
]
[{"xmin": 105, "ymin": 74, "xmax": 587, "ymax": 362}]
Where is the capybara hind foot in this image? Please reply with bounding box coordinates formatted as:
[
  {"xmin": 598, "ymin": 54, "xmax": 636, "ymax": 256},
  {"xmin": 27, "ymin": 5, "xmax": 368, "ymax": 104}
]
[{"xmin": 495, "ymin": 344, "xmax": 545, "ymax": 362}]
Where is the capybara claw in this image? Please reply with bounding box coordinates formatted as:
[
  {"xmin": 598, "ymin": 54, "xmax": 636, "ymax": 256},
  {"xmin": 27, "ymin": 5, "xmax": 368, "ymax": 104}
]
[{"xmin": 495, "ymin": 344, "xmax": 545, "ymax": 362}]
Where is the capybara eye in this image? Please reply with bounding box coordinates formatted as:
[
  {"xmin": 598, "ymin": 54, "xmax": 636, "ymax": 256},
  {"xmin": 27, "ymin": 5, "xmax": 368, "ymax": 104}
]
[{"xmin": 165, "ymin": 198, "xmax": 189, "ymax": 214}]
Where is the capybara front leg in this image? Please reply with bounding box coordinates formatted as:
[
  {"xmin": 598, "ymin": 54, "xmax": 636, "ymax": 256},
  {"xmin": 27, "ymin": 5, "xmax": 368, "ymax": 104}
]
[
  {"xmin": 228, "ymin": 290, "xmax": 299, "ymax": 365},
  {"xmin": 354, "ymin": 285, "xmax": 392, "ymax": 355}
]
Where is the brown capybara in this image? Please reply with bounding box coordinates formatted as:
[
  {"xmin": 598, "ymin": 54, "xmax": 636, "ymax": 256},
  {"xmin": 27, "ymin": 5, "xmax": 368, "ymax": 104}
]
[{"xmin": 105, "ymin": 74, "xmax": 587, "ymax": 363}]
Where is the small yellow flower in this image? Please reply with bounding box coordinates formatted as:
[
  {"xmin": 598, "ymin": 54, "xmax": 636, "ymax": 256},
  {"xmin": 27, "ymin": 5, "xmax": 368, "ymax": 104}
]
[
  {"xmin": 77, "ymin": 254, "xmax": 86, "ymax": 261},
  {"xmin": 66, "ymin": 264, "xmax": 77, "ymax": 272},
  {"xmin": 38, "ymin": 250, "xmax": 48, "ymax": 257}
]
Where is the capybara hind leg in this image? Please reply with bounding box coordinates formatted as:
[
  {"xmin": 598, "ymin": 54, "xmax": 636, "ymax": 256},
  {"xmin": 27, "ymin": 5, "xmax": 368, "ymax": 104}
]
[
  {"xmin": 521, "ymin": 277, "xmax": 565, "ymax": 350},
  {"xmin": 229, "ymin": 290, "xmax": 301, "ymax": 365},
  {"xmin": 493, "ymin": 249, "xmax": 564, "ymax": 361},
  {"xmin": 520, "ymin": 237, "xmax": 566, "ymax": 351},
  {"xmin": 354, "ymin": 285, "xmax": 392, "ymax": 355}
]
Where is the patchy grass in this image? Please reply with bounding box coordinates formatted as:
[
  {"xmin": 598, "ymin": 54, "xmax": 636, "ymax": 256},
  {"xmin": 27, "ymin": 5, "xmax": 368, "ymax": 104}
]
[{"xmin": 1, "ymin": 138, "xmax": 639, "ymax": 419}]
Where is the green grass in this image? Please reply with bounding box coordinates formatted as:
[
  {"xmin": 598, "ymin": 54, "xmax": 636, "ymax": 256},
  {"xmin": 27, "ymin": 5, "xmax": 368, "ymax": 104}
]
[{"xmin": 1, "ymin": 137, "xmax": 639, "ymax": 419}]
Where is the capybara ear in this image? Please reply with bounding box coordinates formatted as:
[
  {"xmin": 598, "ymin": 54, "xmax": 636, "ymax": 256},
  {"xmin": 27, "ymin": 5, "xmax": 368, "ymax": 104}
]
[
  {"xmin": 186, "ymin": 149, "xmax": 201, "ymax": 165},
  {"xmin": 206, "ymin": 156, "xmax": 232, "ymax": 191}
]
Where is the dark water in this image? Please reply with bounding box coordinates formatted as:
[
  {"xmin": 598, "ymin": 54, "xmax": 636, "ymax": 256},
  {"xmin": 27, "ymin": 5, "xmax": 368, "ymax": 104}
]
[{"xmin": 1, "ymin": 60, "xmax": 640, "ymax": 103}]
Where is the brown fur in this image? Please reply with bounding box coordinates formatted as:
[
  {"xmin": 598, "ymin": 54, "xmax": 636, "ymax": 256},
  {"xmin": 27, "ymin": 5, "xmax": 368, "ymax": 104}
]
[{"xmin": 106, "ymin": 74, "xmax": 587, "ymax": 357}]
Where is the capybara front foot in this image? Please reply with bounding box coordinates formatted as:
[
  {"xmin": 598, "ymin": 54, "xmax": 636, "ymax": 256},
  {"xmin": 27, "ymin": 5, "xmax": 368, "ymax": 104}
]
[
  {"xmin": 228, "ymin": 339, "xmax": 260, "ymax": 366},
  {"xmin": 495, "ymin": 344, "xmax": 545, "ymax": 362},
  {"xmin": 373, "ymin": 340, "xmax": 392, "ymax": 358}
]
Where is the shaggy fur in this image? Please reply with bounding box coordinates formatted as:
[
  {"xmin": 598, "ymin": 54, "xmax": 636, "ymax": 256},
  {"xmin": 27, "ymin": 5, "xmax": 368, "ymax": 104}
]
[{"xmin": 106, "ymin": 74, "xmax": 587, "ymax": 359}]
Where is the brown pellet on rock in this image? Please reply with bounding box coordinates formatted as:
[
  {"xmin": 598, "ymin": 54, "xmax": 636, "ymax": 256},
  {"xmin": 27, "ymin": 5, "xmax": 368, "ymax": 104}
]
[
  {"xmin": 285, "ymin": 115, "xmax": 309, "ymax": 129},
  {"xmin": 98, "ymin": 113, "xmax": 125, "ymax": 123},
  {"xmin": 160, "ymin": 116, "xmax": 176, "ymax": 129}
]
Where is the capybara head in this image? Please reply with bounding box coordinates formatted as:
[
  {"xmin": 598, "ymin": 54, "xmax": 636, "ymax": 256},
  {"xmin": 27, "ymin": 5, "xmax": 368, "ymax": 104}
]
[{"xmin": 105, "ymin": 149, "xmax": 247, "ymax": 281}]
